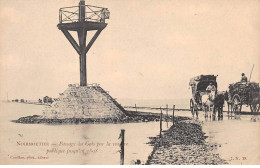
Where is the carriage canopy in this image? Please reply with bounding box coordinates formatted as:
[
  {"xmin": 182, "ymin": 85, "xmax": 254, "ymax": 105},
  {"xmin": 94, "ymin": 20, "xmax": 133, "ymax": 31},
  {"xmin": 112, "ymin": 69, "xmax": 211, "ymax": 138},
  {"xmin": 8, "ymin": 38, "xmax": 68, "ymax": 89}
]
[
  {"xmin": 189, "ymin": 75, "xmax": 218, "ymax": 92},
  {"xmin": 189, "ymin": 74, "xmax": 219, "ymax": 113}
]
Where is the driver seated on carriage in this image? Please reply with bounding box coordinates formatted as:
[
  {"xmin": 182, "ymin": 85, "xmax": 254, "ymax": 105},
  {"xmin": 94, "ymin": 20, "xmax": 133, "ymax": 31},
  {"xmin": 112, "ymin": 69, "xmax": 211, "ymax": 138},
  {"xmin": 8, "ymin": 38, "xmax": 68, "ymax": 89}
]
[
  {"xmin": 206, "ymin": 82, "xmax": 216, "ymax": 101},
  {"xmin": 241, "ymin": 73, "xmax": 248, "ymax": 83}
]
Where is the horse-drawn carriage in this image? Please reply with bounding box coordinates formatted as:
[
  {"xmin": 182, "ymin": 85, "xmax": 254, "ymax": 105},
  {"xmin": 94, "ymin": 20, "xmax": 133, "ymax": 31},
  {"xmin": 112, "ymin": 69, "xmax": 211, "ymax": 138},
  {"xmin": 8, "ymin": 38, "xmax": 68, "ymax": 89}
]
[
  {"xmin": 227, "ymin": 81, "xmax": 260, "ymax": 114},
  {"xmin": 189, "ymin": 75, "xmax": 225, "ymax": 118}
]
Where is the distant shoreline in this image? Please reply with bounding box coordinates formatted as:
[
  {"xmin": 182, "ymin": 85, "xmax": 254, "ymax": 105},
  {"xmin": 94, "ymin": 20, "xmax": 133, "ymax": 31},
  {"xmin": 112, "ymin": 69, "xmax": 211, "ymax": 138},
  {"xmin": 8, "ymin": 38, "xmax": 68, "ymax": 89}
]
[
  {"xmin": 3, "ymin": 101, "xmax": 50, "ymax": 106},
  {"xmin": 3, "ymin": 101, "xmax": 259, "ymax": 115},
  {"xmin": 125, "ymin": 106, "xmax": 260, "ymax": 115}
]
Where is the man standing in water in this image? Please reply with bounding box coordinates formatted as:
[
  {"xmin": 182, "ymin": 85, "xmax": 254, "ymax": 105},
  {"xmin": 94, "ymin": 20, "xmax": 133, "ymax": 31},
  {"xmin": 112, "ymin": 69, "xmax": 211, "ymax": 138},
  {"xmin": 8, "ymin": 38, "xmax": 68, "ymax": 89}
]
[{"xmin": 241, "ymin": 73, "xmax": 248, "ymax": 82}]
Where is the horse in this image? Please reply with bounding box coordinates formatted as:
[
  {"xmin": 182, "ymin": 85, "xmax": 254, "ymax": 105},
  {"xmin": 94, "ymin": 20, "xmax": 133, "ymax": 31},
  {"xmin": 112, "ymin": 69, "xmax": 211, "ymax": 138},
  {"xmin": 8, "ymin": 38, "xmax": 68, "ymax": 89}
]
[
  {"xmin": 213, "ymin": 92, "xmax": 225, "ymax": 120},
  {"xmin": 201, "ymin": 91, "xmax": 215, "ymax": 119}
]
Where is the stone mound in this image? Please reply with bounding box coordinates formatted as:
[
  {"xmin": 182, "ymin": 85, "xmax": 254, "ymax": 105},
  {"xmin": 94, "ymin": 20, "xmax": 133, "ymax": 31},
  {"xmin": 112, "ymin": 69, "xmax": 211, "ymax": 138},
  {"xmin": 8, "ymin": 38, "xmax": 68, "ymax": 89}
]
[{"xmin": 42, "ymin": 84, "xmax": 126, "ymax": 119}]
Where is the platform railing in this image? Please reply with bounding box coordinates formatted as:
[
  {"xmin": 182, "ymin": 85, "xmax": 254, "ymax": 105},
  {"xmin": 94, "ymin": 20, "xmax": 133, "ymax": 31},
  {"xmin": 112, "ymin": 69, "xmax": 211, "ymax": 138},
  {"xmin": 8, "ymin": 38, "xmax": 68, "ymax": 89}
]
[{"xmin": 59, "ymin": 5, "xmax": 110, "ymax": 24}]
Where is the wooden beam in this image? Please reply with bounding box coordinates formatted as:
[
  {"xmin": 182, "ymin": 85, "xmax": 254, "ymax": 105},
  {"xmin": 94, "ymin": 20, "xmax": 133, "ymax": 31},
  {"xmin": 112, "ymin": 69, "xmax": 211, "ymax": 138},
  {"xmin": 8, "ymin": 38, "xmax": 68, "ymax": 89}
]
[
  {"xmin": 120, "ymin": 129, "xmax": 125, "ymax": 165},
  {"xmin": 78, "ymin": 29, "xmax": 87, "ymax": 86},
  {"xmin": 79, "ymin": 0, "xmax": 85, "ymax": 22},
  {"xmin": 85, "ymin": 29, "xmax": 102, "ymax": 54},
  {"xmin": 160, "ymin": 107, "xmax": 162, "ymax": 138},
  {"xmin": 61, "ymin": 29, "xmax": 81, "ymax": 55},
  {"xmin": 57, "ymin": 22, "xmax": 107, "ymax": 31}
]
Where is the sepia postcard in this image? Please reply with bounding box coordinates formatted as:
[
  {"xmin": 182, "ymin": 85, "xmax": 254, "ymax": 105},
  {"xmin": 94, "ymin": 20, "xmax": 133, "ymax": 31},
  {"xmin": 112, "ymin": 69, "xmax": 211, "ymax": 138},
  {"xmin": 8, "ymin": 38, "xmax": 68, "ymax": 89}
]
[{"xmin": 0, "ymin": 0, "xmax": 259, "ymax": 165}]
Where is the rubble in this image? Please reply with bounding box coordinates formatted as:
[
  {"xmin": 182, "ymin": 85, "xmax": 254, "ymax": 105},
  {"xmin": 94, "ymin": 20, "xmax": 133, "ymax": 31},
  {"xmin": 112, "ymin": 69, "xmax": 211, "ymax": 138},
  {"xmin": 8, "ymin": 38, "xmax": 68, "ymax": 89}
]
[
  {"xmin": 146, "ymin": 120, "xmax": 227, "ymax": 165},
  {"xmin": 12, "ymin": 112, "xmax": 189, "ymax": 124}
]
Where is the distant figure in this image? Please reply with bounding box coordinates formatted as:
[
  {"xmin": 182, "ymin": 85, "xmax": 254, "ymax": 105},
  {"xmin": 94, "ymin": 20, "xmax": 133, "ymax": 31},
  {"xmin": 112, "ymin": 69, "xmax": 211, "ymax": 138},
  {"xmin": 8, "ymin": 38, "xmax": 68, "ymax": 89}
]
[{"xmin": 241, "ymin": 73, "xmax": 248, "ymax": 82}]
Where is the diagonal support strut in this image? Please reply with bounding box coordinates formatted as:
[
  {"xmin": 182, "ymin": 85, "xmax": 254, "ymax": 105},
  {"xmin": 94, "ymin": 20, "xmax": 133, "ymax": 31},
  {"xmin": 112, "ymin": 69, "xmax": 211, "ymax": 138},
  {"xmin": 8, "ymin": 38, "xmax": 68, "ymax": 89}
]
[
  {"xmin": 85, "ymin": 29, "xmax": 103, "ymax": 54},
  {"xmin": 61, "ymin": 29, "xmax": 81, "ymax": 55}
]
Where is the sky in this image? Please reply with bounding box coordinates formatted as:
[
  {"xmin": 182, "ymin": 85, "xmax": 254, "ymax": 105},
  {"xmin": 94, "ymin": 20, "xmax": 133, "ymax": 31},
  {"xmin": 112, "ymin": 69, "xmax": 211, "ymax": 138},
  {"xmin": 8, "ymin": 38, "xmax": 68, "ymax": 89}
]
[{"xmin": 0, "ymin": 0, "xmax": 259, "ymax": 101}]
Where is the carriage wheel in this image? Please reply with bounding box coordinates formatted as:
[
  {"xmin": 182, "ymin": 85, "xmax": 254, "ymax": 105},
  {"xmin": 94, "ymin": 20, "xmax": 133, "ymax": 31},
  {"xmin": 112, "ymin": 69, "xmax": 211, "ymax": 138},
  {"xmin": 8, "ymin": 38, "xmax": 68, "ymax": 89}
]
[
  {"xmin": 232, "ymin": 94, "xmax": 242, "ymax": 114},
  {"xmin": 250, "ymin": 103, "xmax": 260, "ymax": 113}
]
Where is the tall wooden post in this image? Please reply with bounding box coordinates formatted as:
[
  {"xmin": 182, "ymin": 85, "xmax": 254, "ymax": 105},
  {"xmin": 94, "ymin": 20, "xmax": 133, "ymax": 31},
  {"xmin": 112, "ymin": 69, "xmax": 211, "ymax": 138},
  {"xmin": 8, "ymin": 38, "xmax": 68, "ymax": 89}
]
[
  {"xmin": 227, "ymin": 103, "xmax": 230, "ymax": 116},
  {"xmin": 160, "ymin": 107, "xmax": 162, "ymax": 138},
  {"xmin": 172, "ymin": 105, "xmax": 175, "ymax": 125},
  {"xmin": 78, "ymin": 29, "xmax": 87, "ymax": 86},
  {"xmin": 120, "ymin": 129, "xmax": 125, "ymax": 165},
  {"xmin": 78, "ymin": 0, "xmax": 87, "ymax": 86},
  {"xmin": 166, "ymin": 104, "xmax": 168, "ymax": 128},
  {"xmin": 79, "ymin": 0, "xmax": 85, "ymax": 22}
]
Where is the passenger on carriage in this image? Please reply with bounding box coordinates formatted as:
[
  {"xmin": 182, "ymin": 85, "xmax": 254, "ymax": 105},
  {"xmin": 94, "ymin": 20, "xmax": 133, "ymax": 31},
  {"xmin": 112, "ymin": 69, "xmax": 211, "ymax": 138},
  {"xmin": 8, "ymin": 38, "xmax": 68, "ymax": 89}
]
[
  {"xmin": 206, "ymin": 82, "xmax": 216, "ymax": 101},
  {"xmin": 206, "ymin": 82, "xmax": 216, "ymax": 92}
]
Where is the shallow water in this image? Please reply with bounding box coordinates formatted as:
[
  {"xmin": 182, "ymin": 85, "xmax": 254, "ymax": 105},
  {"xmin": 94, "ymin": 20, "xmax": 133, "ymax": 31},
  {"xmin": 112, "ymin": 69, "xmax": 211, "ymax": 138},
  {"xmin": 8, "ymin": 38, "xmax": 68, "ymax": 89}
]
[
  {"xmin": 0, "ymin": 102, "xmax": 171, "ymax": 165},
  {"xmin": 201, "ymin": 113, "xmax": 260, "ymax": 165},
  {"xmin": 126, "ymin": 104, "xmax": 260, "ymax": 165},
  {"xmin": 140, "ymin": 107, "xmax": 260, "ymax": 165},
  {"xmin": 0, "ymin": 102, "xmax": 259, "ymax": 165}
]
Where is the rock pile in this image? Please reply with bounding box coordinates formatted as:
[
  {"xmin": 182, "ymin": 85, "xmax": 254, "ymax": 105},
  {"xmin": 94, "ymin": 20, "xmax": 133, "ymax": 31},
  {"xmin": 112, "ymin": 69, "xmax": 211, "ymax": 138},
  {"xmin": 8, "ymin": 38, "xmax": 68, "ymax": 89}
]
[
  {"xmin": 41, "ymin": 84, "xmax": 126, "ymax": 119},
  {"xmin": 13, "ymin": 112, "xmax": 190, "ymax": 124},
  {"xmin": 146, "ymin": 120, "xmax": 227, "ymax": 165}
]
